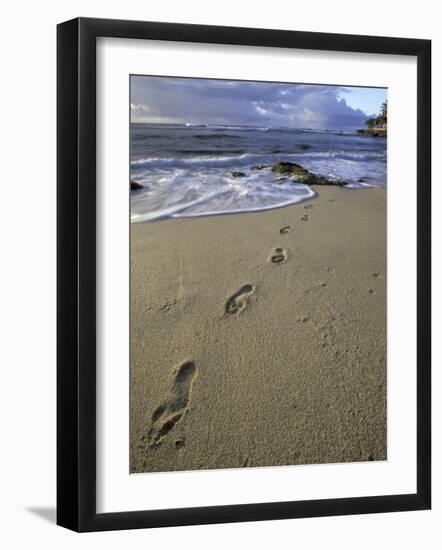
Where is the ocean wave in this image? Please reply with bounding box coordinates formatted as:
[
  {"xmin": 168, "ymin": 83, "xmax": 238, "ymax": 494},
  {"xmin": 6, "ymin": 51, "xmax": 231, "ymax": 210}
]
[
  {"xmin": 184, "ymin": 123, "xmax": 269, "ymax": 131},
  {"xmin": 131, "ymin": 149, "xmax": 385, "ymax": 171},
  {"xmin": 177, "ymin": 149, "xmax": 247, "ymax": 155},
  {"xmin": 132, "ymin": 186, "xmax": 316, "ymax": 222},
  {"xmin": 191, "ymin": 133, "xmax": 242, "ymax": 139},
  {"xmin": 130, "ymin": 125, "xmax": 386, "ymax": 221},
  {"xmin": 131, "ymin": 189, "xmax": 230, "ymax": 222},
  {"xmin": 208, "ymin": 125, "xmax": 271, "ymax": 132},
  {"xmin": 131, "ymin": 171, "xmax": 317, "ymax": 222},
  {"xmin": 294, "ymin": 150, "xmax": 386, "ymax": 161},
  {"xmin": 131, "ymin": 152, "xmax": 261, "ymax": 169}
]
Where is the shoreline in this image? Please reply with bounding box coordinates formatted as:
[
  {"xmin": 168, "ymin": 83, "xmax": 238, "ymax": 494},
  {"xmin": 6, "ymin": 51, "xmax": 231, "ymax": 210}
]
[
  {"xmin": 130, "ymin": 185, "xmax": 387, "ymax": 473},
  {"xmin": 356, "ymin": 128, "xmax": 387, "ymax": 137},
  {"xmin": 130, "ymin": 160, "xmax": 383, "ymax": 223}
]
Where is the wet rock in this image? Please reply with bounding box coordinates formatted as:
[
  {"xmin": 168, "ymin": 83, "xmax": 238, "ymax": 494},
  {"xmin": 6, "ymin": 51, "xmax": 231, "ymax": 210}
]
[
  {"xmin": 271, "ymin": 162, "xmax": 346, "ymax": 186},
  {"xmin": 271, "ymin": 161, "xmax": 309, "ymax": 176},
  {"xmin": 250, "ymin": 165, "xmax": 272, "ymax": 171},
  {"xmin": 230, "ymin": 171, "xmax": 246, "ymax": 178},
  {"xmin": 252, "ymin": 161, "xmax": 346, "ymax": 186}
]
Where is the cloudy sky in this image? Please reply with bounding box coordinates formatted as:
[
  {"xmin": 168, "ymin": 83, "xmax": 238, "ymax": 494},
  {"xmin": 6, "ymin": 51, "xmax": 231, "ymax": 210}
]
[{"xmin": 131, "ymin": 76, "xmax": 387, "ymax": 130}]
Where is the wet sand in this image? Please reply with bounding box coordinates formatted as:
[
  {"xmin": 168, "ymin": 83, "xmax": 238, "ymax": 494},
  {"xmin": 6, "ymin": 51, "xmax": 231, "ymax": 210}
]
[{"xmin": 130, "ymin": 185, "xmax": 387, "ymax": 473}]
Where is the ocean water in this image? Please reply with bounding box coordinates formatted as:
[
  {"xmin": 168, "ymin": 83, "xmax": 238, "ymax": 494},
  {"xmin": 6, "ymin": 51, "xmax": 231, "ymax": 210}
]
[{"xmin": 130, "ymin": 123, "xmax": 387, "ymax": 222}]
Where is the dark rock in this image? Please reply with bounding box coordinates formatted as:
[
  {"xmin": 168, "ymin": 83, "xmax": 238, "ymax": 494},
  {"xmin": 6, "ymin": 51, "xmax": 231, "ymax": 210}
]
[
  {"xmin": 250, "ymin": 165, "xmax": 272, "ymax": 171},
  {"xmin": 270, "ymin": 162, "xmax": 347, "ymax": 186},
  {"xmin": 230, "ymin": 171, "xmax": 246, "ymax": 178},
  {"xmin": 252, "ymin": 161, "xmax": 346, "ymax": 186},
  {"xmin": 130, "ymin": 180, "xmax": 143, "ymax": 191},
  {"xmin": 298, "ymin": 173, "xmax": 328, "ymax": 185},
  {"xmin": 271, "ymin": 161, "xmax": 308, "ymax": 176},
  {"xmin": 328, "ymin": 178, "xmax": 347, "ymax": 186}
]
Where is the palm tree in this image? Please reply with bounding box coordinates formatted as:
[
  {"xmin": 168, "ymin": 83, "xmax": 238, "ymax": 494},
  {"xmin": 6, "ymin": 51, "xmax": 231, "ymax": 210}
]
[
  {"xmin": 377, "ymin": 101, "xmax": 387, "ymax": 127},
  {"xmin": 360, "ymin": 102, "xmax": 387, "ymax": 135},
  {"xmin": 365, "ymin": 117, "xmax": 377, "ymax": 131}
]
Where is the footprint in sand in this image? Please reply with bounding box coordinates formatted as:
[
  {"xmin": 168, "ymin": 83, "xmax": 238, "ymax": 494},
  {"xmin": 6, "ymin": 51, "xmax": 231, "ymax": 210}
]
[
  {"xmin": 147, "ymin": 361, "xmax": 197, "ymax": 447},
  {"xmin": 304, "ymin": 204, "xmax": 314, "ymax": 210},
  {"xmin": 224, "ymin": 284, "xmax": 254, "ymax": 316},
  {"xmin": 300, "ymin": 214, "xmax": 310, "ymax": 221},
  {"xmin": 270, "ymin": 247, "xmax": 287, "ymax": 264},
  {"xmin": 279, "ymin": 225, "xmax": 293, "ymax": 235}
]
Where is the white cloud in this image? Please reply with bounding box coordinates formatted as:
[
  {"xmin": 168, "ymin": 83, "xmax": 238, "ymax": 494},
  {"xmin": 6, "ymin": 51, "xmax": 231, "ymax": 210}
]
[{"xmin": 130, "ymin": 76, "xmax": 383, "ymax": 130}]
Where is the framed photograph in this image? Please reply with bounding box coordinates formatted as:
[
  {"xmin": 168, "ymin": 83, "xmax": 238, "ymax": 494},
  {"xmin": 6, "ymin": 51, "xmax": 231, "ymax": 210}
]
[{"xmin": 57, "ymin": 17, "xmax": 431, "ymax": 532}]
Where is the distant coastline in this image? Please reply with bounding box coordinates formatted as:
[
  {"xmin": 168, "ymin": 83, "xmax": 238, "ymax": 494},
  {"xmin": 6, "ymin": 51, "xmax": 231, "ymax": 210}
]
[
  {"xmin": 356, "ymin": 127, "xmax": 387, "ymax": 137},
  {"xmin": 357, "ymin": 100, "xmax": 388, "ymax": 138}
]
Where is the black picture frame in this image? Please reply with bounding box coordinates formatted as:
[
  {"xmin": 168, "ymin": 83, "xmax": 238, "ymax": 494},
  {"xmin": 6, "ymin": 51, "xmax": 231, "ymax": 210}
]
[{"xmin": 57, "ymin": 17, "xmax": 431, "ymax": 532}]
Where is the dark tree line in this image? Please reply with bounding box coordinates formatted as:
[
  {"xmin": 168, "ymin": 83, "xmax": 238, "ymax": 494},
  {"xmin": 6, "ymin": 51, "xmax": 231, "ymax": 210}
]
[{"xmin": 365, "ymin": 101, "xmax": 388, "ymax": 129}]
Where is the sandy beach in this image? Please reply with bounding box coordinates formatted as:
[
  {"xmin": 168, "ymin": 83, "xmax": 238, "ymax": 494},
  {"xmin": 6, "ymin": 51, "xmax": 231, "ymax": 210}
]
[{"xmin": 130, "ymin": 185, "xmax": 387, "ymax": 473}]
